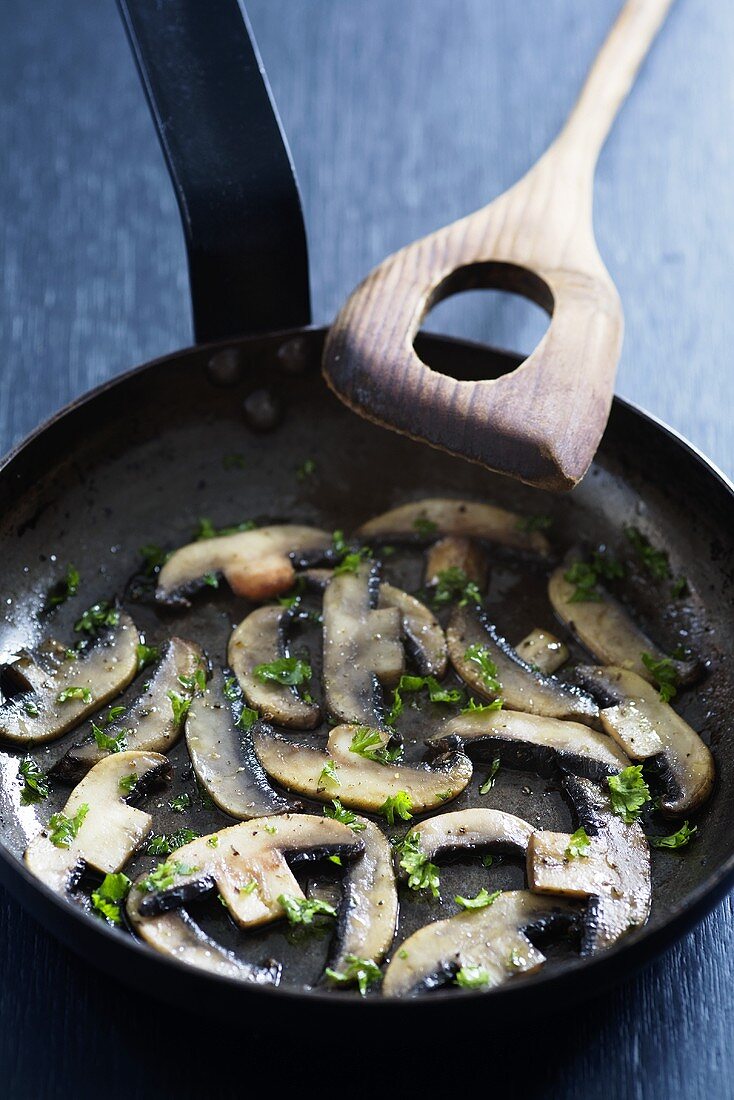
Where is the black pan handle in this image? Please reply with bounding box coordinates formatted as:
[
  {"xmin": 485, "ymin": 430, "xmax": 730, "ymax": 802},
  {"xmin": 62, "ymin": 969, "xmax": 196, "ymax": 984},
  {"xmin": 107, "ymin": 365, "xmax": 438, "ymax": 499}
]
[{"xmin": 117, "ymin": 0, "xmax": 310, "ymax": 344}]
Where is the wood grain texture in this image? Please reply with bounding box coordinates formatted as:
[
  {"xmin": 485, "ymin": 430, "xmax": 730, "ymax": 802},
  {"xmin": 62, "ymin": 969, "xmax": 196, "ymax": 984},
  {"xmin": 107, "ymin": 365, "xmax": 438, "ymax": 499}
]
[
  {"xmin": 0, "ymin": 1, "xmax": 733, "ymax": 1097},
  {"xmin": 323, "ymin": 0, "xmax": 671, "ymax": 491}
]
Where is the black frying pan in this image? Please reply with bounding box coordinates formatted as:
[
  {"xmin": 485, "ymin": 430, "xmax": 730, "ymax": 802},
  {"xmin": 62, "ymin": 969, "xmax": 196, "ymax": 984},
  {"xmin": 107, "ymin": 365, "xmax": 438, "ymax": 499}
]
[{"xmin": 0, "ymin": 0, "xmax": 732, "ymax": 1022}]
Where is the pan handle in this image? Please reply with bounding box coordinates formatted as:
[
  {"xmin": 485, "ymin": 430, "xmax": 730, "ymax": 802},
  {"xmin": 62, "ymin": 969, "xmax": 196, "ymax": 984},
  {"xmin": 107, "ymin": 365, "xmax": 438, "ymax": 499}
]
[{"xmin": 116, "ymin": 0, "xmax": 310, "ymax": 344}]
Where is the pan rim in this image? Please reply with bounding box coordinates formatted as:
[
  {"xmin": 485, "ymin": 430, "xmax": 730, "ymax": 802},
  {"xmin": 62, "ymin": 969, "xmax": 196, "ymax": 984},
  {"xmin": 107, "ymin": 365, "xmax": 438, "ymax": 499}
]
[{"xmin": 1, "ymin": 325, "xmax": 732, "ymax": 1009}]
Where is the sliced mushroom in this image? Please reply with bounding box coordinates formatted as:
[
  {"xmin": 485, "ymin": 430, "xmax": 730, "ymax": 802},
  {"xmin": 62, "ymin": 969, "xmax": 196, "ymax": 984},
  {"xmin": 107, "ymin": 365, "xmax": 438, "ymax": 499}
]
[
  {"xmin": 157, "ymin": 525, "xmax": 332, "ymax": 606},
  {"xmin": 126, "ymin": 886, "xmax": 282, "ymax": 985},
  {"xmin": 0, "ymin": 613, "xmax": 139, "ymax": 745},
  {"xmin": 253, "ymin": 722, "xmax": 473, "ymax": 813},
  {"xmin": 56, "ymin": 637, "xmax": 205, "ymax": 780},
  {"xmin": 382, "ymin": 891, "xmax": 577, "ymax": 997},
  {"xmin": 186, "ymin": 667, "xmax": 294, "ymax": 818},
  {"xmin": 575, "ymin": 665, "xmax": 714, "ymax": 815},
  {"xmin": 447, "ymin": 606, "xmax": 598, "ymax": 725},
  {"xmin": 378, "ymin": 583, "xmax": 447, "ymax": 677},
  {"xmin": 528, "ymin": 775, "xmax": 651, "ymax": 954},
  {"xmin": 424, "ymin": 536, "xmax": 489, "ymax": 590},
  {"xmin": 514, "ymin": 629, "xmax": 569, "ymax": 675},
  {"xmin": 228, "ymin": 606, "xmax": 320, "ymax": 729},
  {"xmin": 357, "ymin": 499, "xmax": 551, "ymax": 555},
  {"xmin": 327, "ymin": 817, "xmax": 398, "ymax": 980},
  {"xmin": 24, "ymin": 750, "xmax": 170, "ymax": 894},
  {"xmin": 401, "ymin": 809, "xmax": 534, "ymax": 873},
  {"xmin": 429, "ymin": 709, "xmax": 630, "ymax": 782},
  {"xmin": 136, "ymin": 815, "xmax": 363, "ymax": 927},
  {"xmin": 548, "ymin": 565, "xmax": 700, "ymax": 685},
  {"xmin": 322, "ymin": 561, "xmax": 404, "ymax": 727}
]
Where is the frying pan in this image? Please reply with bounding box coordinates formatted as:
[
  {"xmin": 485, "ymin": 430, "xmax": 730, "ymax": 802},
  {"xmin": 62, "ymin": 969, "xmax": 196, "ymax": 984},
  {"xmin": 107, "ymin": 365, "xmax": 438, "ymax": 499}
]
[{"xmin": 0, "ymin": 0, "xmax": 732, "ymax": 1023}]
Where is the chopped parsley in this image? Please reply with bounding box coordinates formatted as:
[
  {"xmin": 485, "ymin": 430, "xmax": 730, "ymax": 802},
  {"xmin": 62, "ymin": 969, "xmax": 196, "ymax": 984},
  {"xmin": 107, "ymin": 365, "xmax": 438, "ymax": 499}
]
[
  {"xmin": 194, "ymin": 517, "xmax": 257, "ymax": 540},
  {"xmin": 454, "ymin": 888, "xmax": 502, "ymax": 910},
  {"xmin": 48, "ymin": 803, "xmax": 89, "ymax": 848},
  {"xmin": 386, "ymin": 674, "xmax": 463, "ymax": 726},
  {"xmin": 18, "ymin": 757, "xmax": 49, "ymax": 804},
  {"xmin": 278, "ymin": 895, "xmax": 337, "ymax": 926},
  {"xmin": 57, "ymin": 686, "xmax": 92, "ymax": 705},
  {"xmin": 22, "ymin": 699, "xmax": 39, "ymax": 717},
  {"xmin": 253, "ymin": 657, "xmax": 311, "ymax": 687},
  {"xmin": 324, "ymin": 800, "xmax": 366, "ymax": 832},
  {"xmin": 169, "ymin": 793, "xmax": 191, "ymax": 813},
  {"xmin": 91, "ymin": 722, "xmax": 127, "ymax": 753},
  {"xmin": 296, "ymin": 458, "xmax": 317, "ymax": 481},
  {"xmin": 202, "ymin": 572, "xmax": 219, "ymax": 588},
  {"xmin": 167, "ymin": 690, "xmax": 192, "ymax": 726},
  {"xmin": 454, "ymin": 963, "xmax": 491, "ymax": 990},
  {"xmin": 324, "ymin": 955, "xmax": 382, "ymax": 996},
  {"xmin": 207, "ymin": 835, "xmax": 220, "ymax": 849},
  {"xmin": 565, "ymin": 827, "xmax": 591, "ymax": 858},
  {"xmin": 333, "ymin": 548, "xmax": 372, "ymax": 575},
  {"xmin": 331, "ymin": 529, "xmax": 348, "ymax": 557},
  {"xmin": 516, "ymin": 514, "xmax": 552, "ymax": 533},
  {"xmin": 396, "ymin": 831, "xmax": 439, "ymax": 897},
  {"xmin": 625, "ymin": 526, "xmax": 671, "ymax": 581},
  {"xmin": 139, "ymin": 544, "xmax": 168, "ymax": 576},
  {"xmin": 178, "ymin": 668, "xmax": 207, "ymax": 696},
  {"xmin": 349, "ymin": 727, "xmax": 403, "ymax": 765},
  {"xmin": 263, "ymin": 823, "xmax": 277, "ymax": 835},
  {"xmin": 118, "ymin": 772, "xmax": 138, "ymax": 794},
  {"xmin": 671, "ymin": 576, "xmax": 689, "ymax": 599},
  {"xmin": 563, "ymin": 550, "xmax": 625, "ymax": 602},
  {"xmin": 318, "ymin": 760, "xmax": 340, "ymax": 789},
  {"xmin": 432, "ymin": 567, "xmax": 482, "ymax": 608},
  {"xmin": 239, "ymin": 880, "xmax": 258, "ymax": 895},
  {"xmin": 648, "ymin": 821, "xmax": 697, "ymax": 849},
  {"xmin": 507, "ymin": 948, "xmax": 526, "ymax": 970},
  {"xmin": 379, "ymin": 791, "xmax": 413, "ymax": 825},
  {"xmin": 479, "ymin": 757, "xmax": 501, "ymax": 795},
  {"xmin": 146, "ymin": 829, "xmax": 198, "ymax": 856},
  {"xmin": 138, "ymin": 859, "xmax": 199, "ymax": 893},
  {"xmin": 90, "ymin": 872, "xmax": 131, "ymax": 925},
  {"xmin": 412, "ymin": 515, "xmax": 438, "ymax": 538},
  {"xmin": 608, "ymin": 765, "xmax": 651, "ymax": 824},
  {"xmin": 136, "ymin": 642, "xmax": 160, "ymax": 672},
  {"xmin": 223, "ymin": 677, "xmax": 241, "ymax": 701},
  {"xmin": 236, "ymin": 706, "xmax": 258, "ymax": 733},
  {"xmin": 461, "ymin": 696, "xmax": 502, "ymax": 716},
  {"xmin": 464, "ymin": 644, "xmax": 502, "ymax": 695},
  {"xmin": 74, "ymin": 601, "xmax": 120, "ymax": 635},
  {"xmin": 45, "ymin": 564, "xmax": 80, "ymax": 610},
  {"xmin": 641, "ymin": 652, "xmax": 679, "ymax": 704}
]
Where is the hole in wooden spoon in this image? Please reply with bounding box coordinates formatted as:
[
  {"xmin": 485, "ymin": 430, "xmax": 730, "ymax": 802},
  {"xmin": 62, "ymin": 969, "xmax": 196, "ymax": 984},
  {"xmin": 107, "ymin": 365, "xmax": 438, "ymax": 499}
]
[{"xmin": 417, "ymin": 262, "xmax": 552, "ymax": 380}]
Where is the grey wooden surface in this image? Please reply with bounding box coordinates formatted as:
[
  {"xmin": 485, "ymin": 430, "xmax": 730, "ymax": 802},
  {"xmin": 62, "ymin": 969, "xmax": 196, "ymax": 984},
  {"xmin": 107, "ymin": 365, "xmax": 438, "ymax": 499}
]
[{"xmin": 0, "ymin": 1, "xmax": 732, "ymax": 1096}]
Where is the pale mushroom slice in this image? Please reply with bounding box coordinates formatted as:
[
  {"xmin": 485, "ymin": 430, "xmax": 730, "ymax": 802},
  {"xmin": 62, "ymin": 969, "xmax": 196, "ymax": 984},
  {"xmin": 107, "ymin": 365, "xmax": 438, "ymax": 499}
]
[
  {"xmin": 326, "ymin": 817, "xmax": 398, "ymax": 982},
  {"xmin": 429, "ymin": 710, "xmax": 630, "ymax": 783},
  {"xmin": 126, "ymin": 886, "xmax": 282, "ymax": 986},
  {"xmin": 575, "ymin": 665, "xmax": 714, "ymax": 816},
  {"xmin": 357, "ymin": 498, "xmax": 551, "ymax": 555},
  {"xmin": 0, "ymin": 612, "xmax": 139, "ymax": 745},
  {"xmin": 548, "ymin": 565, "xmax": 700, "ymax": 686},
  {"xmin": 322, "ymin": 561, "xmax": 404, "ymax": 727},
  {"xmin": 401, "ymin": 809, "xmax": 534, "ymax": 872},
  {"xmin": 135, "ymin": 815, "xmax": 364, "ymax": 928},
  {"xmin": 447, "ymin": 606, "xmax": 598, "ymax": 725},
  {"xmin": 24, "ymin": 750, "xmax": 170, "ymax": 894},
  {"xmin": 185, "ymin": 668, "xmax": 294, "ymax": 818},
  {"xmin": 514, "ymin": 629, "xmax": 569, "ymax": 675},
  {"xmin": 382, "ymin": 891, "xmax": 577, "ymax": 997},
  {"xmin": 228, "ymin": 606, "xmax": 320, "ymax": 729},
  {"xmin": 424, "ymin": 536, "xmax": 489, "ymax": 590},
  {"xmin": 528, "ymin": 775, "xmax": 652, "ymax": 954},
  {"xmin": 253, "ymin": 722, "xmax": 473, "ymax": 813},
  {"xmin": 56, "ymin": 637, "xmax": 205, "ymax": 780},
  {"xmin": 156, "ymin": 525, "xmax": 332, "ymax": 606},
  {"xmin": 378, "ymin": 583, "xmax": 447, "ymax": 678}
]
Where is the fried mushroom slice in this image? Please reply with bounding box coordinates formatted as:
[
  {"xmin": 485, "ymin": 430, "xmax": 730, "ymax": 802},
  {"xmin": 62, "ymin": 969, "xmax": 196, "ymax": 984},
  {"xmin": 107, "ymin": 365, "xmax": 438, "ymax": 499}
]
[
  {"xmin": 382, "ymin": 891, "xmax": 577, "ymax": 997},
  {"xmin": 136, "ymin": 815, "xmax": 364, "ymax": 927},
  {"xmin": 156, "ymin": 525, "xmax": 332, "ymax": 606},
  {"xmin": 424, "ymin": 536, "xmax": 489, "ymax": 590},
  {"xmin": 357, "ymin": 499, "xmax": 551, "ymax": 555},
  {"xmin": 253, "ymin": 722, "xmax": 473, "ymax": 813},
  {"xmin": 24, "ymin": 750, "xmax": 170, "ymax": 894},
  {"xmin": 378, "ymin": 583, "xmax": 447, "ymax": 677},
  {"xmin": 528, "ymin": 775, "xmax": 651, "ymax": 954},
  {"xmin": 400, "ymin": 809, "xmax": 534, "ymax": 875},
  {"xmin": 447, "ymin": 606, "xmax": 598, "ymax": 725},
  {"xmin": 0, "ymin": 613, "xmax": 139, "ymax": 745},
  {"xmin": 429, "ymin": 710, "xmax": 630, "ymax": 782},
  {"xmin": 326, "ymin": 817, "xmax": 398, "ymax": 983},
  {"xmin": 322, "ymin": 561, "xmax": 404, "ymax": 728},
  {"xmin": 575, "ymin": 665, "xmax": 714, "ymax": 816},
  {"xmin": 228, "ymin": 606, "xmax": 320, "ymax": 729},
  {"xmin": 126, "ymin": 887, "xmax": 282, "ymax": 986},
  {"xmin": 548, "ymin": 565, "xmax": 700, "ymax": 685},
  {"xmin": 514, "ymin": 628, "xmax": 569, "ymax": 675},
  {"xmin": 56, "ymin": 637, "xmax": 205, "ymax": 780},
  {"xmin": 186, "ymin": 668, "xmax": 294, "ymax": 818}
]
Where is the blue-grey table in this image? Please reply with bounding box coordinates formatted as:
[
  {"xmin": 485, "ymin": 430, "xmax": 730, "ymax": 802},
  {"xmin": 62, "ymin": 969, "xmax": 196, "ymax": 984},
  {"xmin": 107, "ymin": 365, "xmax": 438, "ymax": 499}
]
[{"xmin": 0, "ymin": 2, "xmax": 732, "ymax": 1096}]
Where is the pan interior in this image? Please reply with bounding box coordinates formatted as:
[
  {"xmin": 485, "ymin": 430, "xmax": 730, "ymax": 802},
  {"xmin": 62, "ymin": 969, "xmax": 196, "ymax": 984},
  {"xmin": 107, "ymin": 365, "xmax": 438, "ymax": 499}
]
[{"xmin": 0, "ymin": 329, "xmax": 731, "ymax": 998}]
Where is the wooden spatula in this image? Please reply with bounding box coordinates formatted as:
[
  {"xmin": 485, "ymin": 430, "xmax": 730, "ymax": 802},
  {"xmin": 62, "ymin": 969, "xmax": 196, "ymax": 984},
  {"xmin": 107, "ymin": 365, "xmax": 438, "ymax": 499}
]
[{"xmin": 322, "ymin": 0, "xmax": 674, "ymax": 491}]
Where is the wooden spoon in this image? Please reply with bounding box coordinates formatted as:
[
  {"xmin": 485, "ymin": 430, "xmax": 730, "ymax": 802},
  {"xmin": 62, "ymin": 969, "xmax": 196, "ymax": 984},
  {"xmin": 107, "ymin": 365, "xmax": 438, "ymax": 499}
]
[{"xmin": 322, "ymin": 0, "xmax": 674, "ymax": 491}]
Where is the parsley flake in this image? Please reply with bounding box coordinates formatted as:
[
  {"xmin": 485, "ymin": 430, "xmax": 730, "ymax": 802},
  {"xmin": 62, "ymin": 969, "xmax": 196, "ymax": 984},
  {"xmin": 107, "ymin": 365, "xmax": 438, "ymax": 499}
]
[
  {"xmin": 325, "ymin": 955, "xmax": 382, "ymax": 996},
  {"xmin": 167, "ymin": 690, "xmax": 192, "ymax": 726},
  {"xmin": 91, "ymin": 722, "xmax": 127, "ymax": 754},
  {"xmin": 18, "ymin": 757, "xmax": 49, "ymax": 804},
  {"xmin": 349, "ymin": 727, "xmax": 403, "ymax": 766},
  {"xmin": 278, "ymin": 895, "xmax": 336, "ymax": 926},
  {"xmin": 464, "ymin": 644, "xmax": 502, "ymax": 695},
  {"xmin": 432, "ymin": 567, "xmax": 482, "ymax": 607},
  {"xmin": 412, "ymin": 515, "xmax": 438, "ymax": 538},
  {"xmin": 461, "ymin": 696, "xmax": 502, "ymax": 716},
  {"xmin": 324, "ymin": 800, "xmax": 366, "ymax": 832},
  {"xmin": 48, "ymin": 803, "xmax": 89, "ymax": 848},
  {"xmin": 74, "ymin": 601, "xmax": 120, "ymax": 635},
  {"xmin": 396, "ymin": 831, "xmax": 439, "ymax": 896},
  {"xmin": 318, "ymin": 760, "xmax": 340, "ymax": 789},
  {"xmin": 608, "ymin": 765, "xmax": 651, "ymax": 824},
  {"xmin": 136, "ymin": 642, "xmax": 160, "ymax": 672},
  {"xmin": 169, "ymin": 794, "xmax": 191, "ymax": 813},
  {"xmin": 454, "ymin": 888, "xmax": 502, "ymax": 910},
  {"xmin": 57, "ymin": 686, "xmax": 92, "ymax": 705},
  {"xmin": 565, "ymin": 827, "xmax": 591, "ymax": 858},
  {"xmin": 479, "ymin": 757, "xmax": 501, "ymax": 795},
  {"xmin": 379, "ymin": 791, "xmax": 413, "ymax": 825},
  {"xmin": 45, "ymin": 564, "xmax": 80, "ymax": 610},
  {"xmin": 648, "ymin": 821, "xmax": 696, "ymax": 849},
  {"xmin": 625, "ymin": 526, "xmax": 671, "ymax": 581},
  {"xmin": 91, "ymin": 872, "xmax": 131, "ymax": 925},
  {"xmin": 253, "ymin": 657, "xmax": 311, "ymax": 687},
  {"xmin": 386, "ymin": 674, "xmax": 462, "ymax": 726},
  {"xmin": 641, "ymin": 652, "xmax": 679, "ymax": 704},
  {"xmin": 454, "ymin": 963, "xmax": 491, "ymax": 990}
]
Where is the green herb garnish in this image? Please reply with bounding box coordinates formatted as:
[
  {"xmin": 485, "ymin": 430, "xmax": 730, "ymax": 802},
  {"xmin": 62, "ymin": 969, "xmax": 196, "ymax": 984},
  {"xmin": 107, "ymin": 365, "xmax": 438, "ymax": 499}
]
[
  {"xmin": 147, "ymin": 828, "xmax": 198, "ymax": 855},
  {"xmin": 625, "ymin": 526, "xmax": 671, "ymax": 581},
  {"xmin": 349, "ymin": 727, "xmax": 403, "ymax": 766},
  {"xmin": 641, "ymin": 652, "xmax": 679, "ymax": 703},
  {"xmin": 565, "ymin": 827, "xmax": 591, "ymax": 858},
  {"xmin": 91, "ymin": 722, "xmax": 127, "ymax": 753},
  {"xmin": 454, "ymin": 964, "xmax": 491, "ymax": 990},
  {"xmin": 296, "ymin": 458, "xmax": 317, "ymax": 481},
  {"xmin": 454, "ymin": 888, "xmax": 502, "ymax": 910},
  {"xmin": 479, "ymin": 757, "xmax": 501, "ymax": 796},
  {"xmin": 278, "ymin": 895, "xmax": 337, "ymax": 926},
  {"xmin": 136, "ymin": 642, "xmax": 160, "ymax": 672},
  {"xmin": 608, "ymin": 765, "xmax": 651, "ymax": 824},
  {"xmin": 379, "ymin": 791, "xmax": 413, "ymax": 825},
  {"xmin": 48, "ymin": 803, "xmax": 89, "ymax": 848},
  {"xmin": 461, "ymin": 696, "xmax": 502, "ymax": 716},
  {"xmin": 167, "ymin": 690, "xmax": 192, "ymax": 726},
  {"xmin": 516, "ymin": 515, "xmax": 552, "ymax": 533},
  {"xmin": 57, "ymin": 686, "xmax": 92, "ymax": 705},
  {"xmin": 90, "ymin": 872, "xmax": 131, "ymax": 925},
  {"xmin": 74, "ymin": 601, "xmax": 120, "ymax": 634},
  {"xmin": 396, "ymin": 831, "xmax": 439, "ymax": 897},
  {"xmin": 648, "ymin": 821, "xmax": 696, "ymax": 849},
  {"xmin": 118, "ymin": 773, "xmax": 137, "ymax": 794},
  {"xmin": 432, "ymin": 567, "xmax": 482, "ymax": 608},
  {"xmin": 169, "ymin": 793, "xmax": 191, "ymax": 813},
  {"xmin": 386, "ymin": 674, "xmax": 462, "ymax": 726},
  {"xmin": 412, "ymin": 515, "xmax": 438, "ymax": 538},
  {"xmin": 253, "ymin": 657, "xmax": 311, "ymax": 687},
  {"xmin": 139, "ymin": 544, "xmax": 168, "ymax": 575},
  {"xmin": 318, "ymin": 760, "xmax": 339, "ymax": 789},
  {"xmin": 18, "ymin": 757, "xmax": 49, "ymax": 804},
  {"xmin": 464, "ymin": 644, "xmax": 502, "ymax": 695},
  {"xmin": 324, "ymin": 800, "xmax": 366, "ymax": 832},
  {"xmin": 324, "ymin": 955, "xmax": 382, "ymax": 996},
  {"xmin": 46, "ymin": 564, "xmax": 80, "ymax": 609}
]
